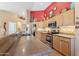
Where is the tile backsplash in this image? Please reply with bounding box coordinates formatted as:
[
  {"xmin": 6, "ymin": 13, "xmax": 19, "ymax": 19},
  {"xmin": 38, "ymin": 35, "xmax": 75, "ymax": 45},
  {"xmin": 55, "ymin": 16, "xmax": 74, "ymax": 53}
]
[{"xmin": 59, "ymin": 26, "xmax": 75, "ymax": 35}]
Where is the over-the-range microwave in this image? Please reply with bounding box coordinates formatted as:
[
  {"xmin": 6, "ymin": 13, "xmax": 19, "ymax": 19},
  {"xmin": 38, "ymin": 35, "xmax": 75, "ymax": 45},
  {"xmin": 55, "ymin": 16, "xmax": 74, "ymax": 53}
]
[{"xmin": 48, "ymin": 21, "xmax": 57, "ymax": 28}]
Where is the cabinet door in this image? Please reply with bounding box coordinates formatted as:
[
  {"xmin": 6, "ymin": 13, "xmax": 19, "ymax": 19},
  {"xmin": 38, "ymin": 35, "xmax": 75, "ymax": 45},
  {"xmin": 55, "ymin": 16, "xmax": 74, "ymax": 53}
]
[
  {"xmin": 60, "ymin": 37, "xmax": 70, "ymax": 56},
  {"xmin": 55, "ymin": 14, "xmax": 63, "ymax": 27},
  {"xmin": 63, "ymin": 10, "xmax": 75, "ymax": 26},
  {"xmin": 41, "ymin": 33, "xmax": 47, "ymax": 43},
  {"xmin": 50, "ymin": 13, "xmax": 63, "ymax": 27},
  {"xmin": 36, "ymin": 32, "xmax": 42, "ymax": 40},
  {"xmin": 43, "ymin": 20, "xmax": 48, "ymax": 28},
  {"xmin": 53, "ymin": 36, "xmax": 61, "ymax": 51}
]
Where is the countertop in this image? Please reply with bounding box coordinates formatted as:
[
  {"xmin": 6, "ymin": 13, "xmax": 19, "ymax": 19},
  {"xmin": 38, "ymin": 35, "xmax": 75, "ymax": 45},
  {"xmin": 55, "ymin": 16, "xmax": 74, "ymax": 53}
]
[
  {"xmin": 0, "ymin": 32, "xmax": 20, "ymax": 39},
  {"xmin": 37, "ymin": 30, "xmax": 75, "ymax": 39},
  {"xmin": 53, "ymin": 34, "xmax": 75, "ymax": 39},
  {"xmin": 7, "ymin": 36, "xmax": 53, "ymax": 56}
]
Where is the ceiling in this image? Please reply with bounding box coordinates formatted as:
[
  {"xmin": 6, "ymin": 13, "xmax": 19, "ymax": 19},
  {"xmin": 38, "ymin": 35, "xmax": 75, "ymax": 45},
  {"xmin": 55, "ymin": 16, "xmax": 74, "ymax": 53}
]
[
  {"xmin": 31, "ymin": 2, "xmax": 52, "ymax": 11},
  {"xmin": 0, "ymin": 2, "xmax": 52, "ymax": 16}
]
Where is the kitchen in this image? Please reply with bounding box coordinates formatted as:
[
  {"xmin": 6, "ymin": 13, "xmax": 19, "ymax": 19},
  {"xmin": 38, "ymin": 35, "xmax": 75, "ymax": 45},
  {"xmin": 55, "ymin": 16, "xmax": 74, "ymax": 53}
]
[
  {"xmin": 30, "ymin": 2, "xmax": 75, "ymax": 56},
  {"xmin": 0, "ymin": 2, "xmax": 77, "ymax": 56}
]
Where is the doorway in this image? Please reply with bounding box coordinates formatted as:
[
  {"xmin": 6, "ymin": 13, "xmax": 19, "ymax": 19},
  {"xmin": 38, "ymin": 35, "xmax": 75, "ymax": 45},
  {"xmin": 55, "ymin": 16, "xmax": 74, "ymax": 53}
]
[{"xmin": 8, "ymin": 21, "xmax": 16, "ymax": 34}]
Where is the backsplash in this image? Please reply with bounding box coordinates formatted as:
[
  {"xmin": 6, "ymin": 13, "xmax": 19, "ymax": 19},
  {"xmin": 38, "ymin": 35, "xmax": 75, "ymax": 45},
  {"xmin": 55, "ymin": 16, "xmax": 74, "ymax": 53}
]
[{"xmin": 59, "ymin": 26, "xmax": 75, "ymax": 35}]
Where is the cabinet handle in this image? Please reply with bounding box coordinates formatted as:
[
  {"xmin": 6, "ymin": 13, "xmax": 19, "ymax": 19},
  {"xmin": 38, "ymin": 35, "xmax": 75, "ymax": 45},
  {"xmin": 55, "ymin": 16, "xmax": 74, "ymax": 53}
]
[
  {"xmin": 60, "ymin": 39, "xmax": 68, "ymax": 43},
  {"xmin": 60, "ymin": 39, "xmax": 63, "ymax": 41}
]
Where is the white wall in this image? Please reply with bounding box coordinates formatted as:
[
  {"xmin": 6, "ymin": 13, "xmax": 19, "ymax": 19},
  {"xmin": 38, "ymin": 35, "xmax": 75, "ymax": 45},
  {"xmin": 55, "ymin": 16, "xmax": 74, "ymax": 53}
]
[
  {"xmin": 75, "ymin": 2, "xmax": 79, "ymax": 56},
  {"xmin": 0, "ymin": 10, "xmax": 25, "ymax": 36}
]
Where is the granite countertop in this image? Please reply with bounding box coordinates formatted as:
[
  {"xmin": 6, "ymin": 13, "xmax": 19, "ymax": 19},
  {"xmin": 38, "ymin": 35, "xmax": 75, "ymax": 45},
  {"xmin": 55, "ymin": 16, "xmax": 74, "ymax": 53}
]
[
  {"xmin": 53, "ymin": 34, "xmax": 75, "ymax": 39},
  {"xmin": 7, "ymin": 36, "xmax": 53, "ymax": 56}
]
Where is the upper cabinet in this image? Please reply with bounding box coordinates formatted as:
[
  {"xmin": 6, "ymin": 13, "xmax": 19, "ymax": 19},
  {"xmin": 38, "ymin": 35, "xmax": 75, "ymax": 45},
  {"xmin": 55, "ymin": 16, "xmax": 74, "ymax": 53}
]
[
  {"xmin": 51, "ymin": 14, "xmax": 62, "ymax": 27},
  {"xmin": 62, "ymin": 10, "xmax": 75, "ymax": 26},
  {"xmin": 35, "ymin": 10, "xmax": 75, "ymax": 28},
  {"xmin": 54, "ymin": 14, "xmax": 63, "ymax": 27},
  {"xmin": 43, "ymin": 20, "xmax": 48, "ymax": 28},
  {"xmin": 48, "ymin": 10, "xmax": 75, "ymax": 27}
]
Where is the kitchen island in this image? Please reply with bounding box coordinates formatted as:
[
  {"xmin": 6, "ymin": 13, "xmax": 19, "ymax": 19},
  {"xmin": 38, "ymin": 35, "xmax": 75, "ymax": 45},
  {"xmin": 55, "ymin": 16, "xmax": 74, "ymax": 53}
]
[{"xmin": 6, "ymin": 36, "xmax": 53, "ymax": 56}]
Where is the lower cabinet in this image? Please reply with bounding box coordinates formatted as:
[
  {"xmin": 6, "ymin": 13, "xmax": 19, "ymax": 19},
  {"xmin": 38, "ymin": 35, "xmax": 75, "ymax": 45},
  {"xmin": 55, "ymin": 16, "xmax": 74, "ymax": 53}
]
[
  {"xmin": 36, "ymin": 32, "xmax": 42, "ymax": 40},
  {"xmin": 41, "ymin": 33, "xmax": 47, "ymax": 43},
  {"xmin": 53, "ymin": 35, "xmax": 73, "ymax": 56},
  {"xmin": 36, "ymin": 32, "xmax": 47, "ymax": 43},
  {"xmin": 53, "ymin": 36, "xmax": 61, "ymax": 52},
  {"xmin": 60, "ymin": 38, "xmax": 70, "ymax": 56}
]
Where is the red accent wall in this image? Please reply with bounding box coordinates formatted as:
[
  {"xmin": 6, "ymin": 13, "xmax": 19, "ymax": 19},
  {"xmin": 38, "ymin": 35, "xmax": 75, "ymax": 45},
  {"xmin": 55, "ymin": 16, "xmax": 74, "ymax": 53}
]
[
  {"xmin": 31, "ymin": 10, "xmax": 44, "ymax": 22},
  {"xmin": 30, "ymin": 2, "xmax": 71, "ymax": 22},
  {"xmin": 44, "ymin": 2, "xmax": 71, "ymax": 17}
]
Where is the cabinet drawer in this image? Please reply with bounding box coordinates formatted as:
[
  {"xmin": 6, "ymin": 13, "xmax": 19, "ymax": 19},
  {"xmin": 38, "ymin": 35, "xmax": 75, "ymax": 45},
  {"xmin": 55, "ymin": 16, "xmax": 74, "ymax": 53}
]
[{"xmin": 60, "ymin": 37, "xmax": 70, "ymax": 42}]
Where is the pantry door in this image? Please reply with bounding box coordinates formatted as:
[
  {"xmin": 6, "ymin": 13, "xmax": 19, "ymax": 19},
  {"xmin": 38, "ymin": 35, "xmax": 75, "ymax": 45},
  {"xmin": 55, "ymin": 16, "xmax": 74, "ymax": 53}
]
[{"xmin": 8, "ymin": 21, "xmax": 16, "ymax": 34}]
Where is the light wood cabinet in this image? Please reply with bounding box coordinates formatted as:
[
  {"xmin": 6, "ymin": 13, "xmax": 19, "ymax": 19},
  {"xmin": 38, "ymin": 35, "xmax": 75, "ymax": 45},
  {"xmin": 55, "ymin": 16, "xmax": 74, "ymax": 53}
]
[
  {"xmin": 36, "ymin": 32, "xmax": 42, "ymax": 40},
  {"xmin": 62, "ymin": 10, "xmax": 75, "ymax": 26},
  {"xmin": 36, "ymin": 10, "xmax": 74, "ymax": 29},
  {"xmin": 53, "ymin": 36, "xmax": 61, "ymax": 52},
  {"xmin": 55, "ymin": 14, "xmax": 63, "ymax": 27},
  {"xmin": 36, "ymin": 32, "xmax": 47, "ymax": 43},
  {"xmin": 41, "ymin": 33, "xmax": 47, "ymax": 43},
  {"xmin": 48, "ymin": 10, "xmax": 74, "ymax": 27},
  {"xmin": 43, "ymin": 20, "xmax": 48, "ymax": 28},
  {"xmin": 48, "ymin": 17, "xmax": 55, "ymax": 24},
  {"xmin": 60, "ymin": 37, "xmax": 70, "ymax": 56},
  {"xmin": 50, "ymin": 13, "xmax": 63, "ymax": 27},
  {"xmin": 53, "ymin": 35, "xmax": 74, "ymax": 56}
]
